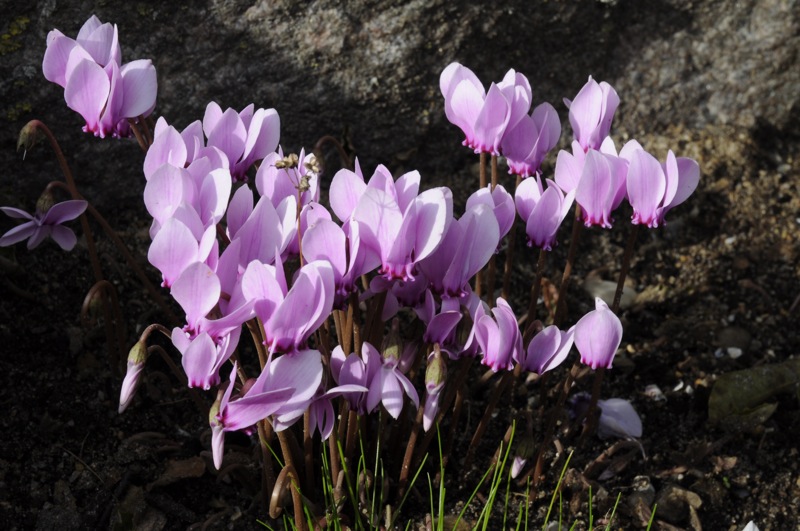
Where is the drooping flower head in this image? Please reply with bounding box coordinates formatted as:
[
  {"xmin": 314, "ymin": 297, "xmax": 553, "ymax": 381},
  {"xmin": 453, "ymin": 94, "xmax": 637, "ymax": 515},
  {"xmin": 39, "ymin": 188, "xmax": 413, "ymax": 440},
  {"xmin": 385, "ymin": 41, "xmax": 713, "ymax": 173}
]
[
  {"xmin": 43, "ymin": 15, "xmax": 157, "ymax": 138},
  {"xmin": 440, "ymin": 62, "xmax": 532, "ymax": 155},
  {"xmin": 572, "ymin": 298, "xmax": 623, "ymax": 370},
  {"xmin": 626, "ymin": 149, "xmax": 700, "ymax": 228}
]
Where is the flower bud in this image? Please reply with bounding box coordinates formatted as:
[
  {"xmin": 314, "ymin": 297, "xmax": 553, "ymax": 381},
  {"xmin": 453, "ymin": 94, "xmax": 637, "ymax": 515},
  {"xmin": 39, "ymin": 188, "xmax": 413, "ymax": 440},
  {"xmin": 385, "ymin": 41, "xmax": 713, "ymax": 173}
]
[
  {"xmin": 425, "ymin": 347, "xmax": 447, "ymax": 395},
  {"xmin": 381, "ymin": 318, "xmax": 403, "ymax": 364},
  {"xmin": 118, "ymin": 340, "xmax": 148, "ymax": 413},
  {"xmin": 35, "ymin": 189, "xmax": 56, "ymax": 217},
  {"xmin": 17, "ymin": 121, "xmax": 44, "ymax": 155}
]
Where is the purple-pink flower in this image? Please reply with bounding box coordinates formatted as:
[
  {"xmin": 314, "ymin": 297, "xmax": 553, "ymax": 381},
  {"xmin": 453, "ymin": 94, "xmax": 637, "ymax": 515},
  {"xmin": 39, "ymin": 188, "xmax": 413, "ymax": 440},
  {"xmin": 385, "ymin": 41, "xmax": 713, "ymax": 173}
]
[
  {"xmin": 514, "ymin": 177, "xmax": 574, "ymax": 250},
  {"xmin": 0, "ymin": 199, "xmax": 87, "ymax": 251},
  {"xmin": 572, "ymin": 298, "xmax": 623, "ymax": 369},
  {"xmin": 565, "ymin": 76, "xmax": 619, "ymax": 152},
  {"xmin": 626, "ymin": 149, "xmax": 700, "ymax": 227},
  {"xmin": 43, "ymin": 15, "xmax": 157, "ymax": 138},
  {"xmin": 501, "ymin": 102, "xmax": 562, "ymax": 177},
  {"xmin": 440, "ymin": 63, "xmax": 532, "ymax": 155}
]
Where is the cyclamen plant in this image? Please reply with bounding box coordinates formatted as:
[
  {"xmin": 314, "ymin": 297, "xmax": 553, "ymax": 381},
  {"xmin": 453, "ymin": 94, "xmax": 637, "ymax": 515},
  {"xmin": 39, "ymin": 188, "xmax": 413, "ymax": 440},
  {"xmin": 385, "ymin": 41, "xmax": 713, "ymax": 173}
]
[{"xmin": 2, "ymin": 15, "xmax": 702, "ymax": 527}]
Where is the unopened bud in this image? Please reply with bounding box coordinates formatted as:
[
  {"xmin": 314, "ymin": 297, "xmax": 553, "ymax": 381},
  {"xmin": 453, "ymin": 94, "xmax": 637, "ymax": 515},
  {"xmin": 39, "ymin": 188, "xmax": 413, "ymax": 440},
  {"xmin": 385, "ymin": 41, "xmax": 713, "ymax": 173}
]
[
  {"xmin": 381, "ymin": 318, "xmax": 403, "ymax": 363},
  {"xmin": 35, "ymin": 189, "xmax": 55, "ymax": 216},
  {"xmin": 118, "ymin": 341, "xmax": 149, "ymax": 413},
  {"xmin": 17, "ymin": 121, "xmax": 44, "ymax": 155},
  {"xmin": 425, "ymin": 346, "xmax": 447, "ymax": 394}
]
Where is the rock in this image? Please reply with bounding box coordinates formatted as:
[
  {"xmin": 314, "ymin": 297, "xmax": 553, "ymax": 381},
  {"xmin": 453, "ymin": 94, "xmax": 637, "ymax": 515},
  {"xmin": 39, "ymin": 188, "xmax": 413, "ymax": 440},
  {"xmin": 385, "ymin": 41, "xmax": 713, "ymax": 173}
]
[
  {"xmin": 655, "ymin": 484, "xmax": 703, "ymax": 525},
  {"xmin": 1, "ymin": 0, "xmax": 798, "ymax": 213}
]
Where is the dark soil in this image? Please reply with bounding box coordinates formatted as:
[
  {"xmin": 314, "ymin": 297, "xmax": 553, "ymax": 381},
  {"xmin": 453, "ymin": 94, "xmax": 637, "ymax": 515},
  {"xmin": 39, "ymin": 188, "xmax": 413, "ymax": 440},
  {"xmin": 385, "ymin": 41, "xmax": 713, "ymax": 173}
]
[{"xmin": 1, "ymin": 110, "xmax": 799, "ymax": 530}]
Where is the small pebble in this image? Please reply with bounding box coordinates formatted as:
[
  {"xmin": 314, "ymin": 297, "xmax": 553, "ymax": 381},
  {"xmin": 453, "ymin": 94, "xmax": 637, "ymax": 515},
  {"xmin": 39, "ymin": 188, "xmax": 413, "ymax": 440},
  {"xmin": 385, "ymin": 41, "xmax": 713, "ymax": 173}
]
[{"xmin": 644, "ymin": 384, "xmax": 666, "ymax": 402}]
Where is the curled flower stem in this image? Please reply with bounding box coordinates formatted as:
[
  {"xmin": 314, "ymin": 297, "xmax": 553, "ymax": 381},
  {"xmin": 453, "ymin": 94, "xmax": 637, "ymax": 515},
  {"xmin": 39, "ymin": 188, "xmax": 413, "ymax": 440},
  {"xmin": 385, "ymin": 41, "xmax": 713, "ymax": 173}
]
[
  {"xmin": 147, "ymin": 344, "xmax": 206, "ymax": 416},
  {"xmin": 28, "ymin": 121, "xmax": 104, "ymax": 290},
  {"xmin": 313, "ymin": 134, "xmax": 353, "ymax": 172},
  {"xmin": 47, "ymin": 180, "xmax": 179, "ymax": 325},
  {"xmin": 127, "ymin": 119, "xmax": 147, "ymax": 152},
  {"xmin": 269, "ymin": 464, "xmax": 309, "ymax": 531},
  {"xmin": 258, "ymin": 420, "xmax": 276, "ymax": 506},
  {"xmin": 82, "ymin": 280, "xmax": 126, "ymax": 375}
]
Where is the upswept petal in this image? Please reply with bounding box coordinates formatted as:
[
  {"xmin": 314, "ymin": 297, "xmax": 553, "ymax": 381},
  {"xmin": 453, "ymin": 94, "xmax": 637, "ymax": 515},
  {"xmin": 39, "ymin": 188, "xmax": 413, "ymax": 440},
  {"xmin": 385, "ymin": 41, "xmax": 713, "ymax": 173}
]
[
  {"xmin": 171, "ymin": 262, "xmax": 220, "ymax": 331},
  {"xmin": 43, "ymin": 31, "xmax": 76, "ymax": 87},
  {"xmin": 207, "ymin": 108, "xmax": 247, "ymax": 169},
  {"xmin": 473, "ymin": 83, "xmax": 510, "ymax": 154},
  {"xmin": 234, "ymin": 196, "xmax": 283, "ymax": 265},
  {"xmin": 41, "ymin": 200, "xmax": 88, "ymax": 224},
  {"xmin": 329, "ymin": 168, "xmax": 367, "ymax": 223},
  {"xmin": 627, "ymin": 149, "xmax": 666, "ymax": 227},
  {"xmin": 147, "ymin": 217, "xmax": 198, "ymax": 287},
  {"xmin": 519, "ymin": 325, "xmax": 574, "ymax": 374},
  {"xmin": 119, "ymin": 59, "xmax": 157, "ymax": 118},
  {"xmin": 180, "ymin": 332, "xmax": 218, "ymax": 389},
  {"xmin": 64, "ymin": 58, "xmax": 109, "ymax": 134},
  {"xmin": 143, "ymin": 164, "xmax": 191, "ymax": 225},
  {"xmin": 302, "ymin": 219, "xmax": 346, "ymax": 282},
  {"xmin": 143, "ymin": 125, "xmax": 188, "ymax": 180}
]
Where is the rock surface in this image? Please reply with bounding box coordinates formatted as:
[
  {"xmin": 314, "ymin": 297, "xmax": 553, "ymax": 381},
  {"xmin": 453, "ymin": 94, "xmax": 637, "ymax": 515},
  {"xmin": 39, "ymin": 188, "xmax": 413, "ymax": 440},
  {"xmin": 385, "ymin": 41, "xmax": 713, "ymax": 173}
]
[{"xmin": 1, "ymin": 0, "xmax": 797, "ymax": 191}]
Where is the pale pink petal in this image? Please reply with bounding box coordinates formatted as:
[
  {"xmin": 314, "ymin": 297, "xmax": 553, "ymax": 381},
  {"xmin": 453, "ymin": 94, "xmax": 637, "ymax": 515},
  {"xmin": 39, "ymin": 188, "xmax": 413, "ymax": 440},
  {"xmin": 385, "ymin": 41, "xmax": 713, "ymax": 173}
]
[
  {"xmin": 64, "ymin": 59, "xmax": 110, "ymax": 133},
  {"xmin": 119, "ymin": 59, "xmax": 157, "ymax": 118}
]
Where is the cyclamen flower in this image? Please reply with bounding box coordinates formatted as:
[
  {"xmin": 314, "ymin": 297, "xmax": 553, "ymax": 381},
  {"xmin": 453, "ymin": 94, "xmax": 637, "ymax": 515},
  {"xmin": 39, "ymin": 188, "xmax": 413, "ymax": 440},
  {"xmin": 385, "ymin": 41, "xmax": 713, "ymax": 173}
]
[
  {"xmin": 43, "ymin": 15, "xmax": 157, "ymax": 138},
  {"xmin": 0, "ymin": 199, "xmax": 87, "ymax": 251},
  {"xmin": 574, "ymin": 149, "xmax": 627, "ymax": 228},
  {"xmin": 331, "ymin": 164, "xmax": 453, "ymax": 281},
  {"xmin": 565, "ymin": 76, "xmax": 619, "ymax": 152},
  {"xmin": 516, "ymin": 325, "xmax": 575, "ymax": 375},
  {"xmin": 474, "ymin": 298, "xmax": 523, "ymax": 372},
  {"xmin": 440, "ymin": 62, "xmax": 531, "ymax": 155},
  {"xmin": 501, "ymin": 102, "xmax": 562, "ymax": 177},
  {"xmin": 572, "ymin": 298, "xmax": 623, "ymax": 369},
  {"xmin": 417, "ymin": 203, "xmax": 499, "ymax": 298},
  {"xmin": 626, "ymin": 149, "xmax": 700, "ymax": 227},
  {"xmin": 202, "ymin": 102, "xmax": 280, "ymax": 181},
  {"xmin": 514, "ymin": 177, "xmax": 574, "ymax": 250},
  {"xmin": 210, "ymin": 351, "xmax": 322, "ymax": 468}
]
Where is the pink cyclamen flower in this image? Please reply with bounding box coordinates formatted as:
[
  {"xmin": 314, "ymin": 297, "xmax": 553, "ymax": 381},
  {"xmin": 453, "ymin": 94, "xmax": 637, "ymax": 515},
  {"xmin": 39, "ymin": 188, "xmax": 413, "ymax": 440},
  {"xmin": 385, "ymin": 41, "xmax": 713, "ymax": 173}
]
[
  {"xmin": 514, "ymin": 177, "xmax": 574, "ymax": 250},
  {"xmin": 0, "ymin": 199, "xmax": 87, "ymax": 251},
  {"xmin": 501, "ymin": 102, "xmax": 562, "ymax": 177},
  {"xmin": 43, "ymin": 15, "xmax": 157, "ymax": 138},
  {"xmin": 565, "ymin": 76, "xmax": 619, "ymax": 152},
  {"xmin": 203, "ymin": 102, "xmax": 280, "ymax": 181},
  {"xmin": 516, "ymin": 325, "xmax": 575, "ymax": 375},
  {"xmin": 626, "ymin": 149, "xmax": 700, "ymax": 227},
  {"xmin": 440, "ymin": 62, "xmax": 531, "ymax": 155},
  {"xmin": 574, "ymin": 149, "xmax": 627, "ymax": 228},
  {"xmin": 572, "ymin": 298, "xmax": 623, "ymax": 369},
  {"xmin": 474, "ymin": 298, "xmax": 523, "ymax": 372},
  {"xmin": 209, "ymin": 352, "xmax": 321, "ymax": 469}
]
